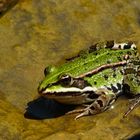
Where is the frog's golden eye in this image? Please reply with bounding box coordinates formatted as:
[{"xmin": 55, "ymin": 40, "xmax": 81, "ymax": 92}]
[{"xmin": 59, "ymin": 74, "xmax": 73, "ymax": 86}]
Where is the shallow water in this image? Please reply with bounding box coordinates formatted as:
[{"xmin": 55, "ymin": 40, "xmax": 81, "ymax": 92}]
[{"xmin": 0, "ymin": 0, "xmax": 140, "ymax": 139}]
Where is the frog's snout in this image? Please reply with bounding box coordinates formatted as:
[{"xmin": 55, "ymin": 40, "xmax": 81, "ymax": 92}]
[{"xmin": 38, "ymin": 86, "xmax": 45, "ymax": 94}]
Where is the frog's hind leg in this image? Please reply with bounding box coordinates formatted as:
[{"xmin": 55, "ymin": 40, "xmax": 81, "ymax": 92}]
[
  {"xmin": 123, "ymin": 95, "xmax": 140, "ymax": 117},
  {"xmin": 67, "ymin": 89, "xmax": 116, "ymax": 120},
  {"xmin": 123, "ymin": 64, "xmax": 140, "ymax": 117}
]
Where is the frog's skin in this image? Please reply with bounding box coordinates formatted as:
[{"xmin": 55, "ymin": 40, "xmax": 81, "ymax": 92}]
[{"xmin": 38, "ymin": 40, "xmax": 140, "ymax": 119}]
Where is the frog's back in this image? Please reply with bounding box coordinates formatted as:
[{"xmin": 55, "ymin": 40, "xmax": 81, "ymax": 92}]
[
  {"xmin": 39, "ymin": 41, "xmax": 137, "ymax": 90},
  {"xmin": 58, "ymin": 41, "xmax": 137, "ymax": 76}
]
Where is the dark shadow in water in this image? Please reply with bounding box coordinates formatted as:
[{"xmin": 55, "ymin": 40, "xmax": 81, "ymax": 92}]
[
  {"xmin": 24, "ymin": 97, "xmax": 76, "ymax": 119},
  {"xmin": 127, "ymin": 133, "xmax": 140, "ymax": 140}
]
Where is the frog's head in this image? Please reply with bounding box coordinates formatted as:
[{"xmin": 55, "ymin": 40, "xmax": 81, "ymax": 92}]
[{"xmin": 38, "ymin": 70, "xmax": 95, "ymax": 104}]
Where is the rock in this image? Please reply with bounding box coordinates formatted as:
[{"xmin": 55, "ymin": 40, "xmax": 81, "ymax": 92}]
[{"xmin": 0, "ymin": 0, "xmax": 140, "ymax": 139}]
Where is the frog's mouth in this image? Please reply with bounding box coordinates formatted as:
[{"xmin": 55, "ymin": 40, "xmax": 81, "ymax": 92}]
[{"xmin": 39, "ymin": 86, "xmax": 97, "ymax": 104}]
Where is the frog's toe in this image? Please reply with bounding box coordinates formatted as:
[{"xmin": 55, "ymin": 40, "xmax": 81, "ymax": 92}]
[
  {"xmin": 66, "ymin": 108, "xmax": 86, "ymax": 119},
  {"xmin": 66, "ymin": 108, "xmax": 84, "ymax": 115},
  {"xmin": 75, "ymin": 109, "xmax": 90, "ymax": 120}
]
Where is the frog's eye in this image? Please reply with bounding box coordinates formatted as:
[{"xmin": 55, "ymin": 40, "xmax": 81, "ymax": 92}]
[{"xmin": 59, "ymin": 74, "xmax": 73, "ymax": 86}]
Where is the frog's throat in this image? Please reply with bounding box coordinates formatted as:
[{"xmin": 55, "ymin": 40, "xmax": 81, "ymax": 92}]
[{"xmin": 40, "ymin": 86, "xmax": 99, "ymax": 104}]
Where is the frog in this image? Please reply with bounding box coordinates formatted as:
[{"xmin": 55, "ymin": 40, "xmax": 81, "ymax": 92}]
[{"xmin": 38, "ymin": 40, "xmax": 140, "ymax": 119}]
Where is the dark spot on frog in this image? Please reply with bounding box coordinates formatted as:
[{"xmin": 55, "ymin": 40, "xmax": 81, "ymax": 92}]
[
  {"xmin": 134, "ymin": 51, "xmax": 137, "ymax": 55},
  {"xmin": 84, "ymin": 68, "xmax": 87, "ymax": 71},
  {"xmin": 107, "ymin": 60, "xmax": 111, "ymax": 64},
  {"xmin": 130, "ymin": 78, "xmax": 133, "ymax": 81},
  {"xmin": 133, "ymin": 60, "xmax": 140, "ymax": 65},
  {"xmin": 117, "ymin": 83, "xmax": 122, "ymax": 91},
  {"xmin": 113, "ymin": 73, "xmax": 116, "ymax": 78},
  {"xmin": 90, "ymin": 106, "xmax": 95, "ymax": 110},
  {"xmin": 120, "ymin": 70, "xmax": 124, "ymax": 75},
  {"xmin": 89, "ymin": 44, "xmax": 98, "ymax": 53},
  {"xmin": 123, "ymin": 83, "xmax": 131, "ymax": 95},
  {"xmin": 105, "ymin": 86, "xmax": 111, "ymax": 91},
  {"xmin": 117, "ymin": 56, "xmax": 122, "ymax": 61},
  {"xmin": 125, "ymin": 68, "xmax": 136, "ymax": 74},
  {"xmin": 106, "ymin": 40, "xmax": 114, "ymax": 48},
  {"xmin": 111, "ymin": 84, "xmax": 118, "ymax": 93},
  {"xmin": 137, "ymin": 70, "xmax": 140, "ymax": 76},
  {"xmin": 124, "ymin": 44, "xmax": 131, "ymax": 49},
  {"xmin": 112, "ymin": 67, "xmax": 116, "ymax": 71},
  {"xmin": 82, "ymin": 55, "xmax": 87, "ymax": 59},
  {"xmin": 127, "ymin": 51, "xmax": 132, "ymax": 55},
  {"xmin": 95, "ymin": 60, "xmax": 98, "ymax": 63},
  {"xmin": 97, "ymin": 100, "xmax": 103, "ymax": 107},
  {"xmin": 88, "ymin": 92, "xmax": 99, "ymax": 99},
  {"xmin": 103, "ymin": 75, "xmax": 108, "ymax": 80},
  {"xmin": 94, "ymin": 81, "xmax": 97, "ymax": 85},
  {"xmin": 87, "ymin": 74, "xmax": 93, "ymax": 77},
  {"xmin": 118, "ymin": 45, "xmax": 121, "ymax": 49},
  {"xmin": 94, "ymin": 52, "xmax": 98, "ymax": 55},
  {"xmin": 119, "ymin": 52, "xmax": 123, "ymax": 54}
]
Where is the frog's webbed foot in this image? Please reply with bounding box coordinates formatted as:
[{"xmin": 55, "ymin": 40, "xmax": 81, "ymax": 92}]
[
  {"xmin": 123, "ymin": 95, "xmax": 140, "ymax": 118},
  {"xmin": 66, "ymin": 89, "xmax": 116, "ymax": 120}
]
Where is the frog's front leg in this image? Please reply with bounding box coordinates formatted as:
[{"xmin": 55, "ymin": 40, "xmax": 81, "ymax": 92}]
[{"xmin": 67, "ymin": 88, "xmax": 116, "ymax": 119}]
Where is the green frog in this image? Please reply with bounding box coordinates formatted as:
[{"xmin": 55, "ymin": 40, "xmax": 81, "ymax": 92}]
[{"xmin": 38, "ymin": 41, "xmax": 140, "ymax": 119}]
